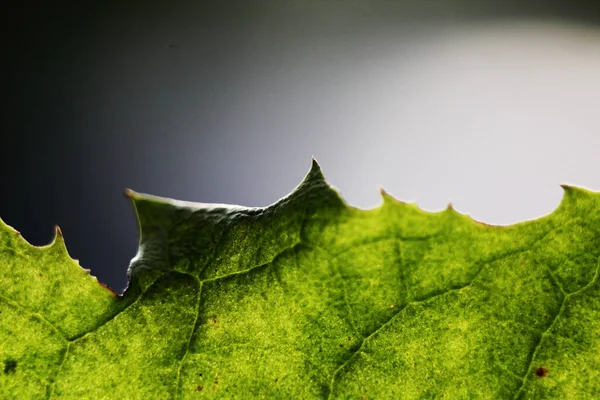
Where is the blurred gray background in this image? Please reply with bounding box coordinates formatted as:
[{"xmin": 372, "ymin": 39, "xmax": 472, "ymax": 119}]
[{"xmin": 3, "ymin": 0, "xmax": 600, "ymax": 291}]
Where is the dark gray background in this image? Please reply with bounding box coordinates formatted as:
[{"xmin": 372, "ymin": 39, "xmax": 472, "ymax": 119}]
[{"xmin": 3, "ymin": 1, "xmax": 600, "ymax": 292}]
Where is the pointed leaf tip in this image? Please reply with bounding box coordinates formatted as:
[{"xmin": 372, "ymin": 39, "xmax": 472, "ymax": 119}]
[
  {"xmin": 55, "ymin": 225, "xmax": 63, "ymax": 238},
  {"xmin": 379, "ymin": 186, "xmax": 394, "ymax": 203},
  {"xmin": 302, "ymin": 158, "xmax": 326, "ymax": 185},
  {"xmin": 310, "ymin": 157, "xmax": 323, "ymax": 174},
  {"xmin": 124, "ymin": 188, "xmax": 139, "ymax": 199},
  {"xmin": 559, "ymin": 183, "xmax": 595, "ymax": 198},
  {"xmin": 555, "ymin": 184, "xmax": 600, "ymax": 216},
  {"xmin": 51, "ymin": 225, "xmax": 71, "ymax": 256},
  {"xmin": 281, "ymin": 158, "xmax": 347, "ymax": 209},
  {"xmin": 377, "ymin": 188, "xmax": 412, "ymax": 207},
  {"xmin": 559, "ymin": 184, "xmax": 576, "ymax": 206}
]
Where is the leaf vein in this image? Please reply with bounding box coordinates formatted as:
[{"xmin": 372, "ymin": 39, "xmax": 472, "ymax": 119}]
[
  {"xmin": 512, "ymin": 257, "xmax": 600, "ymax": 398},
  {"xmin": 0, "ymin": 293, "xmax": 67, "ymax": 341},
  {"xmin": 46, "ymin": 342, "xmax": 70, "ymax": 399},
  {"xmin": 175, "ymin": 278, "xmax": 203, "ymax": 399},
  {"xmin": 326, "ymin": 235, "xmax": 556, "ymax": 399},
  {"xmin": 512, "ymin": 296, "xmax": 566, "ymax": 399}
]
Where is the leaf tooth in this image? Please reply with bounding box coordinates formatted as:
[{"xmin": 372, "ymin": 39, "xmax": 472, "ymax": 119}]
[
  {"xmin": 50, "ymin": 224, "xmax": 67, "ymax": 252},
  {"xmin": 559, "ymin": 183, "xmax": 596, "ymax": 197},
  {"xmin": 281, "ymin": 157, "xmax": 344, "ymax": 205},
  {"xmin": 443, "ymin": 201, "xmax": 466, "ymax": 219},
  {"xmin": 376, "ymin": 186, "xmax": 407, "ymax": 206},
  {"xmin": 50, "ymin": 226, "xmax": 85, "ymax": 269},
  {"xmin": 378, "ymin": 186, "xmax": 403, "ymax": 206},
  {"xmin": 304, "ymin": 157, "xmax": 326, "ymax": 184},
  {"xmin": 54, "ymin": 224, "xmax": 63, "ymax": 239},
  {"xmin": 50, "ymin": 227, "xmax": 75, "ymax": 261},
  {"xmin": 557, "ymin": 183, "xmax": 599, "ymax": 213},
  {"xmin": 559, "ymin": 184, "xmax": 579, "ymax": 205},
  {"xmin": 378, "ymin": 185, "xmax": 389, "ymax": 200},
  {"xmin": 49, "ymin": 226, "xmax": 119, "ymax": 295},
  {"xmin": 124, "ymin": 188, "xmax": 140, "ymax": 200}
]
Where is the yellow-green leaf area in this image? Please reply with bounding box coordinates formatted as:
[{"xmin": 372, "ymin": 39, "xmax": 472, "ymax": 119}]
[{"xmin": 1, "ymin": 160, "xmax": 599, "ymax": 399}]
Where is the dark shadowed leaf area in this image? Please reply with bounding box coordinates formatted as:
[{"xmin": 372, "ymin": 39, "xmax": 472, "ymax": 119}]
[{"xmin": 1, "ymin": 160, "xmax": 599, "ymax": 399}]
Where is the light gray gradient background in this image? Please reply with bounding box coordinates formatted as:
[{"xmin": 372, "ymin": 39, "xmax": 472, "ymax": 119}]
[{"xmin": 3, "ymin": 1, "xmax": 600, "ymax": 291}]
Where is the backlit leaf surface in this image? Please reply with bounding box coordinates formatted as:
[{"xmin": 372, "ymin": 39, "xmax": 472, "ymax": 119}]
[{"xmin": 1, "ymin": 161, "xmax": 599, "ymax": 399}]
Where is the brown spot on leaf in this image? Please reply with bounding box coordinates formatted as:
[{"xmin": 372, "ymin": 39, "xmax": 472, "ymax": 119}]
[
  {"xmin": 535, "ymin": 367, "xmax": 549, "ymax": 378},
  {"xmin": 195, "ymin": 385, "xmax": 203, "ymax": 391}
]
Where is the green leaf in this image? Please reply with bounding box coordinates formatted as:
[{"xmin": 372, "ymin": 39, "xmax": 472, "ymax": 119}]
[{"xmin": 1, "ymin": 160, "xmax": 599, "ymax": 399}]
